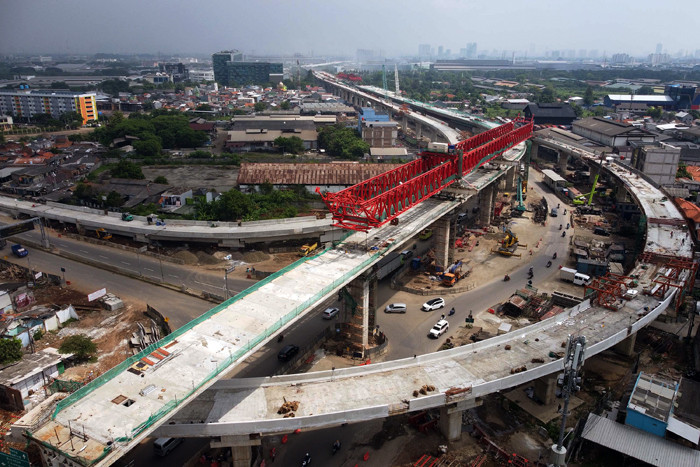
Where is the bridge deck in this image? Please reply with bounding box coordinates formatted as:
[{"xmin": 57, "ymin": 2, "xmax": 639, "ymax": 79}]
[{"xmin": 158, "ymin": 263, "xmax": 674, "ymax": 437}]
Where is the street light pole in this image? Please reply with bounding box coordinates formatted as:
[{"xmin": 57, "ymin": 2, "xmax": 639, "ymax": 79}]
[{"xmin": 225, "ymin": 266, "xmax": 235, "ymax": 299}]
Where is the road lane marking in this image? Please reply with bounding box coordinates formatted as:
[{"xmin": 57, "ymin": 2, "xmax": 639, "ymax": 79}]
[
  {"xmin": 120, "ymin": 261, "xmax": 130, "ymax": 265},
  {"xmin": 144, "ymin": 268, "xmax": 155, "ymax": 272}
]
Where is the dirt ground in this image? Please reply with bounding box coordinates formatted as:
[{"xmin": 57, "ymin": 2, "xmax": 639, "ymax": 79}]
[{"xmin": 141, "ymin": 165, "xmax": 240, "ymax": 192}]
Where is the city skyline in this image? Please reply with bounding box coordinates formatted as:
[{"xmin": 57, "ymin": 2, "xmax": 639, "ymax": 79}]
[{"xmin": 0, "ymin": 0, "xmax": 697, "ymax": 58}]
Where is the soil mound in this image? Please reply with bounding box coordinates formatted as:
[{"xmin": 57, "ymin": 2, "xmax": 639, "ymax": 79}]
[
  {"xmin": 172, "ymin": 250, "xmax": 198, "ymax": 265},
  {"xmin": 243, "ymin": 251, "xmax": 270, "ymax": 263}
]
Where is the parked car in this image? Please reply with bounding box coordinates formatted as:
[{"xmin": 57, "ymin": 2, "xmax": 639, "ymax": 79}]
[
  {"xmin": 457, "ymin": 213, "xmax": 468, "ymax": 223},
  {"xmin": 593, "ymin": 227, "xmax": 610, "ymax": 236},
  {"xmin": 322, "ymin": 307, "xmax": 339, "ymax": 319},
  {"xmin": 278, "ymin": 344, "xmax": 299, "ymax": 361},
  {"xmin": 428, "ymin": 319, "xmax": 449, "ymax": 338},
  {"xmin": 384, "ymin": 303, "xmax": 407, "ymax": 313},
  {"xmin": 421, "ymin": 297, "xmax": 445, "ymax": 311},
  {"xmin": 550, "ymin": 208, "xmax": 558, "ymax": 217}
]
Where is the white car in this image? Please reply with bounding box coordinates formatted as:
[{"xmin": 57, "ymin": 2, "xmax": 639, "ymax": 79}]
[
  {"xmin": 421, "ymin": 297, "xmax": 446, "ymax": 311},
  {"xmin": 384, "ymin": 303, "xmax": 407, "ymax": 313},
  {"xmin": 322, "ymin": 307, "xmax": 339, "ymax": 319},
  {"xmin": 428, "ymin": 319, "xmax": 449, "ymax": 338}
]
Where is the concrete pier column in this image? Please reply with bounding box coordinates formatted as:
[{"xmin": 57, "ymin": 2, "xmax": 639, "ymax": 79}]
[
  {"xmin": 432, "ymin": 217, "xmax": 451, "ymax": 271},
  {"xmin": 506, "ymin": 167, "xmax": 518, "ymax": 192},
  {"xmin": 534, "ymin": 374, "xmax": 557, "ymax": 405},
  {"xmin": 530, "ymin": 141, "xmax": 540, "ymax": 161},
  {"xmin": 210, "ymin": 435, "xmax": 260, "ymax": 467},
  {"xmin": 416, "ymin": 123, "xmax": 422, "ymax": 139},
  {"xmin": 558, "ymin": 151, "xmax": 568, "ymax": 173},
  {"xmin": 348, "ymin": 273, "xmax": 377, "ymax": 355},
  {"xmin": 478, "ymin": 185, "xmax": 494, "ymax": 226},
  {"xmin": 616, "ymin": 187, "xmax": 628, "ymax": 203},
  {"xmin": 614, "ymin": 333, "xmax": 637, "ymax": 357},
  {"xmin": 439, "ymin": 406, "xmax": 463, "ymax": 441},
  {"xmin": 439, "ymin": 399, "xmax": 480, "ymax": 442},
  {"xmin": 402, "ymin": 115, "xmax": 408, "ymax": 132}
]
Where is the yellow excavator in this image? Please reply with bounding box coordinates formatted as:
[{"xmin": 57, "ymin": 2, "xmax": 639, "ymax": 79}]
[
  {"xmin": 491, "ymin": 229, "xmax": 526, "ymax": 257},
  {"xmin": 96, "ymin": 228, "xmax": 112, "ymax": 240}
]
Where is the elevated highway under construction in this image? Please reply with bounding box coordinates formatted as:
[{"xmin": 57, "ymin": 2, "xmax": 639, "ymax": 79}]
[{"xmin": 16, "ymin": 77, "xmax": 696, "ymax": 467}]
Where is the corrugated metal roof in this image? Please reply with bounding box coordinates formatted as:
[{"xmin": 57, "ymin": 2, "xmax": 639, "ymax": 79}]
[
  {"xmin": 237, "ymin": 162, "xmax": 404, "ymax": 186},
  {"xmin": 573, "ymin": 117, "xmax": 653, "ymax": 137},
  {"xmin": 582, "ymin": 413, "xmax": 700, "ymax": 467},
  {"xmin": 607, "ymin": 94, "xmax": 674, "ymax": 103}
]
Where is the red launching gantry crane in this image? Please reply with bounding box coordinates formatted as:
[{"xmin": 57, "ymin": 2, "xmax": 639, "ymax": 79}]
[{"xmin": 317, "ymin": 119, "xmax": 533, "ymax": 232}]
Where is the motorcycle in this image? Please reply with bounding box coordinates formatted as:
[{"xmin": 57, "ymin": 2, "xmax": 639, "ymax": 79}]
[
  {"xmin": 448, "ymin": 307, "xmax": 456, "ymax": 316},
  {"xmin": 332, "ymin": 440, "xmax": 341, "ymax": 455},
  {"xmin": 559, "ymin": 224, "xmax": 562, "ymax": 230},
  {"xmin": 302, "ymin": 453, "xmax": 311, "ymax": 466},
  {"xmin": 504, "ymin": 274, "xmax": 511, "ymax": 282},
  {"xmin": 546, "ymin": 260, "xmax": 552, "ymax": 268},
  {"xmin": 553, "ymin": 252, "xmax": 557, "ymax": 259},
  {"xmin": 562, "ymin": 231, "xmax": 566, "ymax": 237},
  {"xmin": 277, "ymin": 334, "xmax": 284, "ymax": 343},
  {"xmin": 566, "ymin": 223, "xmax": 570, "ymax": 229}
]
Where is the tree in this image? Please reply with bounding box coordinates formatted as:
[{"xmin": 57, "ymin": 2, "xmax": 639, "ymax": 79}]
[
  {"xmin": 539, "ymin": 86, "xmax": 556, "ymax": 103},
  {"xmin": 105, "ymin": 191, "xmax": 123, "ymax": 207},
  {"xmin": 648, "ymin": 106, "xmax": 663, "ymax": 120},
  {"xmin": 188, "ymin": 150, "xmax": 213, "ymax": 159},
  {"xmin": 584, "ymin": 86, "xmax": 594, "ymax": 106},
  {"xmin": 59, "ymin": 335, "xmax": 97, "ymax": 361},
  {"xmin": 254, "ymin": 102, "xmax": 268, "ymax": 112},
  {"xmin": 280, "ymin": 100, "xmax": 291, "ymax": 110},
  {"xmin": 111, "ymin": 159, "xmax": 144, "ymax": 179},
  {"xmin": 60, "ymin": 111, "xmax": 83, "ymax": 128},
  {"xmin": 74, "ymin": 182, "xmax": 94, "ymax": 200},
  {"xmin": 274, "ymin": 136, "xmax": 305, "ymax": 154},
  {"xmin": 154, "ymin": 175, "xmax": 168, "ymax": 184},
  {"xmin": 196, "ymin": 103, "xmax": 212, "ymax": 111},
  {"xmin": 133, "ymin": 138, "xmax": 162, "ymax": 158},
  {"xmin": 0, "ymin": 337, "xmax": 22, "ymax": 365},
  {"xmin": 637, "ymin": 85, "xmax": 654, "ymax": 95}
]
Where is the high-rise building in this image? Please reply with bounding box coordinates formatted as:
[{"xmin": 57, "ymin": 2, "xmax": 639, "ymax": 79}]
[
  {"xmin": 438, "ymin": 46, "xmax": 444, "ymax": 57},
  {"xmin": 356, "ymin": 49, "xmax": 375, "ymax": 63},
  {"xmin": 466, "ymin": 43, "xmax": 477, "ymax": 59},
  {"xmin": 656, "ymin": 43, "xmax": 663, "ymax": 54},
  {"xmin": 0, "ymin": 90, "xmax": 97, "ymax": 124},
  {"xmin": 212, "ymin": 50, "xmax": 243, "ymax": 86},
  {"xmin": 418, "ymin": 44, "xmax": 431, "ymax": 59},
  {"xmin": 611, "ymin": 53, "xmax": 631, "ymax": 64},
  {"xmin": 226, "ymin": 62, "xmax": 283, "ymax": 86}
]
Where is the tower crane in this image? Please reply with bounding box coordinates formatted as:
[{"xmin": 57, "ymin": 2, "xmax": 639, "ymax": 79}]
[{"xmin": 394, "ymin": 63, "xmax": 400, "ymax": 96}]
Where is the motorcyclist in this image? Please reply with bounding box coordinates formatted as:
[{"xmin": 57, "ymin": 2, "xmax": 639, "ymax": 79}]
[
  {"xmin": 559, "ymin": 224, "xmax": 562, "ymax": 230},
  {"xmin": 332, "ymin": 440, "xmax": 341, "ymax": 454},
  {"xmin": 449, "ymin": 307, "xmax": 456, "ymax": 316},
  {"xmin": 562, "ymin": 231, "xmax": 566, "ymax": 237},
  {"xmin": 553, "ymin": 252, "xmax": 557, "ymax": 259},
  {"xmin": 546, "ymin": 260, "xmax": 552, "ymax": 268},
  {"xmin": 302, "ymin": 452, "xmax": 311, "ymax": 465},
  {"xmin": 528, "ymin": 266, "xmax": 533, "ymax": 274},
  {"xmin": 504, "ymin": 274, "xmax": 510, "ymax": 281}
]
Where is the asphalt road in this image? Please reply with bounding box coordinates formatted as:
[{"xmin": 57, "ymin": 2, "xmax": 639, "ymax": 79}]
[{"xmin": 1, "ymin": 219, "xmax": 252, "ymax": 298}]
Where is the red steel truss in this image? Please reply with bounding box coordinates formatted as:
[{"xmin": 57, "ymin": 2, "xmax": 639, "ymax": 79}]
[{"xmin": 317, "ymin": 120, "xmax": 533, "ymax": 231}]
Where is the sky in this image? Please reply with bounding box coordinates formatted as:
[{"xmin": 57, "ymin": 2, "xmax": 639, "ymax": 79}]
[{"xmin": 0, "ymin": 0, "xmax": 697, "ymax": 58}]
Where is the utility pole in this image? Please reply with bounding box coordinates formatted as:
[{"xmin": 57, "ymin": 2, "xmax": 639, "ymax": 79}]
[{"xmin": 551, "ymin": 334, "xmax": 586, "ymax": 466}]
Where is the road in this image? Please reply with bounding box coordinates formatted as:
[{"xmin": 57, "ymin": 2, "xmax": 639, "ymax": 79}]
[
  {"xmin": 1, "ymin": 217, "xmax": 252, "ymax": 298},
  {"xmin": 375, "ymin": 171, "xmax": 571, "ymax": 360}
]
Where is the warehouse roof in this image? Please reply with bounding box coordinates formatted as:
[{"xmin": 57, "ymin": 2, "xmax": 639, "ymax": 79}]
[
  {"xmin": 573, "ymin": 117, "xmax": 654, "ymax": 137},
  {"xmin": 606, "ymin": 94, "xmax": 674, "ymax": 103},
  {"xmin": 237, "ymin": 162, "xmax": 403, "ymax": 186}
]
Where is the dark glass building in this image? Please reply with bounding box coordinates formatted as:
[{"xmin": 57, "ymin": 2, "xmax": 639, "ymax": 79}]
[{"xmin": 212, "ymin": 50, "xmax": 243, "ymax": 86}]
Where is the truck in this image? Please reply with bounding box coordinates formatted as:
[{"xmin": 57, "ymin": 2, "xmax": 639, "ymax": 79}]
[
  {"xmin": 559, "ymin": 267, "xmax": 591, "ymax": 286},
  {"xmin": 377, "ymin": 250, "xmax": 412, "ymax": 280},
  {"xmin": 11, "ymin": 244, "xmax": 28, "ymax": 258},
  {"xmin": 298, "ymin": 242, "xmax": 318, "ymax": 257}
]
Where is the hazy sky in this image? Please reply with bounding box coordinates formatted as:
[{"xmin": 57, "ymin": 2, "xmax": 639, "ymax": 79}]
[{"xmin": 0, "ymin": 0, "xmax": 696, "ymax": 57}]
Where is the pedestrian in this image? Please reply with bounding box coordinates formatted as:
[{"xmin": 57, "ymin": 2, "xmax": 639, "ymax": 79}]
[
  {"xmin": 270, "ymin": 447, "xmax": 276, "ymax": 462},
  {"xmin": 441, "ymin": 314, "xmax": 445, "ymax": 320}
]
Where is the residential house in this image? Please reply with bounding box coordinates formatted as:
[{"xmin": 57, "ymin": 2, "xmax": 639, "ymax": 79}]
[
  {"xmin": 160, "ymin": 187, "xmax": 193, "ymax": 209},
  {"xmin": 0, "ymin": 348, "xmax": 67, "ymax": 410}
]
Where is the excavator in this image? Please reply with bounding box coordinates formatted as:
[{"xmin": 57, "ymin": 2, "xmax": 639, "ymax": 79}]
[
  {"xmin": 491, "ymin": 229, "xmax": 526, "ymax": 257},
  {"xmin": 95, "ymin": 228, "xmax": 112, "ymax": 240}
]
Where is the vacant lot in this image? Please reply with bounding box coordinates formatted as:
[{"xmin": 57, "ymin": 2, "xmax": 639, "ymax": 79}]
[{"xmin": 142, "ymin": 166, "xmax": 239, "ymax": 192}]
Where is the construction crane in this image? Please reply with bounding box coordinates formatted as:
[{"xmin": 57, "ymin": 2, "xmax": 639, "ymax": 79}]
[
  {"xmin": 394, "ymin": 63, "xmax": 400, "ymax": 96},
  {"xmin": 382, "ymin": 64, "xmax": 388, "ymax": 93},
  {"xmin": 573, "ymin": 173, "xmax": 599, "ymax": 206},
  {"xmin": 514, "ymin": 176, "xmax": 526, "ymax": 212}
]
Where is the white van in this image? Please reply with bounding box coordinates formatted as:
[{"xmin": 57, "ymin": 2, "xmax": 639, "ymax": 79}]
[
  {"xmin": 153, "ymin": 437, "xmax": 183, "ymax": 457},
  {"xmin": 573, "ymin": 272, "xmax": 591, "ymax": 286}
]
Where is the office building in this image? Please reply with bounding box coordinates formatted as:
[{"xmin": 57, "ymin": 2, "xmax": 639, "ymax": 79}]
[
  {"xmin": 226, "ymin": 62, "xmax": 283, "ymax": 86},
  {"xmin": 466, "ymin": 43, "xmax": 477, "ymax": 59},
  {"xmin": 212, "ymin": 50, "xmax": 243, "ymax": 86},
  {"xmin": 188, "ymin": 69, "xmax": 215, "ymax": 82},
  {"xmin": 418, "ymin": 44, "xmax": 431, "ymax": 59},
  {"xmin": 0, "ymin": 90, "xmax": 97, "ymax": 124}
]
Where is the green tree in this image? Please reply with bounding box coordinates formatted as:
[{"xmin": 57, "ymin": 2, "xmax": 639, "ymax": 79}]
[
  {"xmin": 254, "ymin": 102, "xmax": 268, "ymax": 112},
  {"xmin": 648, "ymin": 106, "xmax": 663, "ymax": 120},
  {"xmin": 280, "ymin": 100, "xmax": 291, "ymax": 110},
  {"xmin": 105, "ymin": 191, "xmax": 123, "ymax": 207},
  {"xmin": 274, "ymin": 136, "xmax": 305, "ymax": 154},
  {"xmin": 60, "ymin": 111, "xmax": 83, "ymax": 128},
  {"xmin": 539, "ymin": 86, "xmax": 556, "ymax": 103},
  {"xmin": 50, "ymin": 81, "xmax": 70, "ymax": 89},
  {"xmin": 153, "ymin": 175, "xmax": 168, "ymax": 184},
  {"xmin": 188, "ymin": 150, "xmax": 213, "ymax": 159},
  {"xmin": 0, "ymin": 337, "xmax": 22, "ymax": 365},
  {"xmin": 636, "ymin": 85, "xmax": 654, "ymax": 95},
  {"xmin": 133, "ymin": 138, "xmax": 162, "ymax": 158},
  {"xmin": 584, "ymin": 86, "xmax": 594, "ymax": 106},
  {"xmin": 59, "ymin": 335, "xmax": 97, "ymax": 361},
  {"xmin": 318, "ymin": 125, "xmax": 369, "ymax": 160},
  {"xmin": 74, "ymin": 182, "xmax": 94, "ymax": 200},
  {"xmin": 196, "ymin": 103, "xmax": 212, "ymax": 111},
  {"xmin": 111, "ymin": 159, "xmax": 144, "ymax": 179}
]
